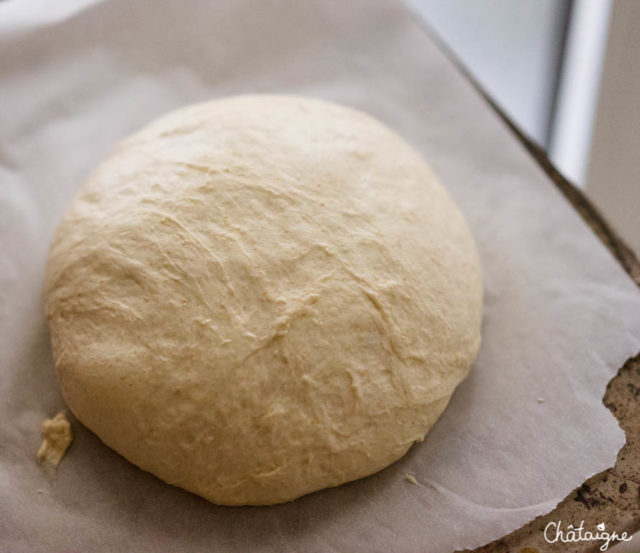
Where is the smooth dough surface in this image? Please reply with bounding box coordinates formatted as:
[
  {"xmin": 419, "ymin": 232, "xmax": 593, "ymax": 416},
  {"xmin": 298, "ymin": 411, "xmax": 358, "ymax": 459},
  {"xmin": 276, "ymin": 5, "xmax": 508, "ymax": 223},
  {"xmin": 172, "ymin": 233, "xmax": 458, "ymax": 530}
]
[{"xmin": 44, "ymin": 95, "xmax": 483, "ymax": 506}]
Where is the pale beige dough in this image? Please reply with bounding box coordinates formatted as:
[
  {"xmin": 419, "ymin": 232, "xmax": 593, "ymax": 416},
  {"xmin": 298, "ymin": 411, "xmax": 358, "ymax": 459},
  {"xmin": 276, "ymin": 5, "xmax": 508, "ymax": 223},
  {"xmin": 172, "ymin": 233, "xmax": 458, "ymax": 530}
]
[
  {"xmin": 44, "ymin": 95, "xmax": 482, "ymax": 505},
  {"xmin": 37, "ymin": 412, "xmax": 72, "ymax": 469}
]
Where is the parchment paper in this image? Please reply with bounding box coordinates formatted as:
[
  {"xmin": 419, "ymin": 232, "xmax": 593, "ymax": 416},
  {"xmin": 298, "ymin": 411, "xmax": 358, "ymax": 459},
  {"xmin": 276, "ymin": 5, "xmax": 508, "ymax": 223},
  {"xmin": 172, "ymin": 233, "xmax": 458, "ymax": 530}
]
[{"xmin": 1, "ymin": 1, "xmax": 640, "ymax": 552}]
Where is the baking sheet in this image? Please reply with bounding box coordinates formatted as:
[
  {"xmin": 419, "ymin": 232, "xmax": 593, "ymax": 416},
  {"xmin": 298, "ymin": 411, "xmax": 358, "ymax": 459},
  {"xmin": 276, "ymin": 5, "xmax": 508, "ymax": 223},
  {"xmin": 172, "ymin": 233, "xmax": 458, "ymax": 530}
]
[{"xmin": 1, "ymin": 0, "xmax": 640, "ymax": 552}]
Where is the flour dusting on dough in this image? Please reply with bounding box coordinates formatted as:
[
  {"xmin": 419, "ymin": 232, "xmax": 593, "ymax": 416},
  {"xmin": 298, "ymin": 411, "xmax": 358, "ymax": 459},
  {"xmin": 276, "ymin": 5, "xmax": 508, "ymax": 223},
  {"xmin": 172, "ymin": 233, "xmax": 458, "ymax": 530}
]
[{"xmin": 37, "ymin": 412, "xmax": 72, "ymax": 469}]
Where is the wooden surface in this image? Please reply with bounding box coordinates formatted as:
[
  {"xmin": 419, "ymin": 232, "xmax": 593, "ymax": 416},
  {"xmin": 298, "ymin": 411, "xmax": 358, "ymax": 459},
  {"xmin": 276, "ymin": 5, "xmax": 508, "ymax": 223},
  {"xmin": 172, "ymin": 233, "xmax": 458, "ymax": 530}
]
[{"xmin": 452, "ymin": 57, "xmax": 640, "ymax": 553}]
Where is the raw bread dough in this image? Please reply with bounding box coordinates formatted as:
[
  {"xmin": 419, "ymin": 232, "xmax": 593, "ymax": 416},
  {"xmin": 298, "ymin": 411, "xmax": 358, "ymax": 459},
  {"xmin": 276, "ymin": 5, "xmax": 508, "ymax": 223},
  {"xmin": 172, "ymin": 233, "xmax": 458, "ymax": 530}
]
[
  {"xmin": 44, "ymin": 95, "xmax": 482, "ymax": 505},
  {"xmin": 37, "ymin": 412, "xmax": 72, "ymax": 469}
]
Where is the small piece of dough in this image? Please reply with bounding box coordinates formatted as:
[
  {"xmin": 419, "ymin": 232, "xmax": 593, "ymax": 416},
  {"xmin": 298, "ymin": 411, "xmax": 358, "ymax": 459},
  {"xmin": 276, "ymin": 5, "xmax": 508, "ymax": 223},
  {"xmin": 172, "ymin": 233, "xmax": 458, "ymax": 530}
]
[
  {"xmin": 37, "ymin": 412, "xmax": 72, "ymax": 468},
  {"xmin": 44, "ymin": 95, "xmax": 482, "ymax": 505},
  {"xmin": 405, "ymin": 473, "xmax": 419, "ymax": 485}
]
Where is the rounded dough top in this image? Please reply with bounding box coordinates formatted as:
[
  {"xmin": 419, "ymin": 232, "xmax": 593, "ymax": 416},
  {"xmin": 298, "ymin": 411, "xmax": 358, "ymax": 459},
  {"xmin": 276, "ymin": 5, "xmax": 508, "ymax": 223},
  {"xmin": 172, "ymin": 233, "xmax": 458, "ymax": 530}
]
[{"xmin": 45, "ymin": 95, "xmax": 482, "ymax": 505}]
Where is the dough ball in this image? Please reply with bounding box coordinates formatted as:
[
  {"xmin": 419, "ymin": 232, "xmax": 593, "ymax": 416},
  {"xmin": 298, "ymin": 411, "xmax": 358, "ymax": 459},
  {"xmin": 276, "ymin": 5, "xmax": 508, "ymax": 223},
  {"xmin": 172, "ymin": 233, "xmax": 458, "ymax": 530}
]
[{"xmin": 44, "ymin": 95, "xmax": 482, "ymax": 505}]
